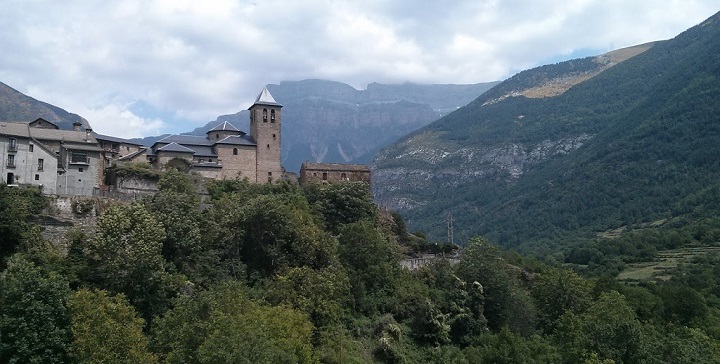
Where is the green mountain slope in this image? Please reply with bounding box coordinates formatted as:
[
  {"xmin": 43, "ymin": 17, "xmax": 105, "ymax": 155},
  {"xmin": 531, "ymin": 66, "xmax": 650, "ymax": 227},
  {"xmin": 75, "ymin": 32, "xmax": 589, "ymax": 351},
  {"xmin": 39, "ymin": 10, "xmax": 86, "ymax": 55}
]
[
  {"xmin": 0, "ymin": 81, "xmax": 90, "ymax": 130},
  {"xmin": 373, "ymin": 12, "xmax": 720, "ymax": 247}
]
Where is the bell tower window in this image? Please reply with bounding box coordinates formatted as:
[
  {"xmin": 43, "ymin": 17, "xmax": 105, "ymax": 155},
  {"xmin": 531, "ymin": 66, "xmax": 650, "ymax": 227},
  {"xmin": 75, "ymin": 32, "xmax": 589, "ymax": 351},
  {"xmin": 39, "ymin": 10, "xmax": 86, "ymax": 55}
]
[
  {"xmin": 270, "ymin": 109, "xmax": 275, "ymax": 123},
  {"xmin": 262, "ymin": 109, "xmax": 268, "ymax": 122}
]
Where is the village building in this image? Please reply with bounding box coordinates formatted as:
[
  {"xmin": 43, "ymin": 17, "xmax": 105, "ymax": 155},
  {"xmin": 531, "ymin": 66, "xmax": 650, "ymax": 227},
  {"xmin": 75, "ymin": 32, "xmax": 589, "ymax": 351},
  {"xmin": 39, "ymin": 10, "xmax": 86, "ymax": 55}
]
[
  {"xmin": 143, "ymin": 87, "xmax": 284, "ymax": 183},
  {"xmin": 0, "ymin": 118, "xmax": 102, "ymax": 195},
  {"xmin": 299, "ymin": 162, "xmax": 371, "ymax": 184}
]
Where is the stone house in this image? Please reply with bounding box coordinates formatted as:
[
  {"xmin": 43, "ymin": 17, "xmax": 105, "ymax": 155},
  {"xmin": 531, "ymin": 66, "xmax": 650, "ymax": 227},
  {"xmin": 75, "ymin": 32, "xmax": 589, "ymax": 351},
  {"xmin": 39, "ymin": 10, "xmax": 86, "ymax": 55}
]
[
  {"xmin": 145, "ymin": 87, "xmax": 284, "ymax": 183},
  {"xmin": 299, "ymin": 162, "xmax": 371, "ymax": 184},
  {"xmin": 0, "ymin": 118, "xmax": 102, "ymax": 195}
]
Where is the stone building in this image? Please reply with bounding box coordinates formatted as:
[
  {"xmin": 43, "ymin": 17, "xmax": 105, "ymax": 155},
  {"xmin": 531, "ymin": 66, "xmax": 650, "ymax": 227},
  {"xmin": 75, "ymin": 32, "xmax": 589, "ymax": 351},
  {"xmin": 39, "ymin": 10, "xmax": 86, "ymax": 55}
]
[
  {"xmin": 0, "ymin": 118, "xmax": 102, "ymax": 195},
  {"xmin": 299, "ymin": 162, "xmax": 371, "ymax": 184},
  {"xmin": 144, "ymin": 87, "xmax": 284, "ymax": 183}
]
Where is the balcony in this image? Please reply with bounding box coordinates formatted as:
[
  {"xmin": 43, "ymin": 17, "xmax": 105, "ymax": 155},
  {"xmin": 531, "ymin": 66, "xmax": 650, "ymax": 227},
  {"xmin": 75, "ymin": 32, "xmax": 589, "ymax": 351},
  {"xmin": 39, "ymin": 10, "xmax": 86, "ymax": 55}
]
[
  {"xmin": 69, "ymin": 156, "xmax": 90, "ymax": 165},
  {"xmin": 8, "ymin": 144, "xmax": 17, "ymax": 152}
]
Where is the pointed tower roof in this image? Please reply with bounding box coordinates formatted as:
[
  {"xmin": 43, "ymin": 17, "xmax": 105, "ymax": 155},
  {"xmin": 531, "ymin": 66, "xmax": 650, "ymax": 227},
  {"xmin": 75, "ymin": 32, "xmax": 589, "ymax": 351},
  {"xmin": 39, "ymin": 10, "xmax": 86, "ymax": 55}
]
[
  {"xmin": 249, "ymin": 87, "xmax": 282, "ymax": 109},
  {"xmin": 207, "ymin": 121, "xmax": 241, "ymax": 133}
]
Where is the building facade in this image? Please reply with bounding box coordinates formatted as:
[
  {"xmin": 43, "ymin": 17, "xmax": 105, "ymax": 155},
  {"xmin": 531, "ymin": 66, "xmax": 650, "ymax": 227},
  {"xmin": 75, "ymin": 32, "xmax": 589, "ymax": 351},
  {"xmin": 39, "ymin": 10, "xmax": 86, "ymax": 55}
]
[
  {"xmin": 0, "ymin": 118, "xmax": 102, "ymax": 195},
  {"xmin": 299, "ymin": 162, "xmax": 371, "ymax": 184}
]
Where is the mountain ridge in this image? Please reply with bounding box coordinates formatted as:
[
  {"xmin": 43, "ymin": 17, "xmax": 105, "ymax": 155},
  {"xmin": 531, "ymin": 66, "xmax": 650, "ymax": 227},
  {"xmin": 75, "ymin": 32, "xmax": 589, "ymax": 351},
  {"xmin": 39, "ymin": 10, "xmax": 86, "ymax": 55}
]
[{"xmin": 372, "ymin": 12, "xmax": 720, "ymax": 247}]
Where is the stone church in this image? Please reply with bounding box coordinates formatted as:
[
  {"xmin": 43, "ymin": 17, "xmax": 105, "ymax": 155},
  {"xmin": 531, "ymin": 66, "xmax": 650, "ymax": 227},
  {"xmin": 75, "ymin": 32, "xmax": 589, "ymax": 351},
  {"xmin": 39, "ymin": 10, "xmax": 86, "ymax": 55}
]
[{"xmin": 122, "ymin": 87, "xmax": 284, "ymax": 183}]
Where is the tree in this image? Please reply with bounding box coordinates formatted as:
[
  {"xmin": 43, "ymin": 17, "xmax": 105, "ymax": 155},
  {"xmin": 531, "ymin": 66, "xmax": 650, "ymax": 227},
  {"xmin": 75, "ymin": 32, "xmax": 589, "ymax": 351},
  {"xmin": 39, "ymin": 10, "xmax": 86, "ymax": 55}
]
[
  {"xmin": 67, "ymin": 289, "xmax": 157, "ymax": 363},
  {"xmin": 153, "ymin": 282, "xmax": 317, "ymax": 364},
  {"xmin": 456, "ymin": 237, "xmax": 518, "ymax": 332},
  {"xmin": 532, "ymin": 268, "xmax": 591, "ymax": 333},
  {"xmin": 303, "ymin": 181, "xmax": 377, "ymax": 234},
  {"xmin": 338, "ymin": 220, "xmax": 402, "ymax": 314},
  {"xmin": 0, "ymin": 255, "xmax": 71, "ymax": 363},
  {"xmin": 554, "ymin": 291, "xmax": 649, "ymax": 364},
  {"xmin": 0, "ymin": 185, "xmax": 47, "ymax": 261},
  {"xmin": 149, "ymin": 169, "xmax": 202, "ymax": 275},
  {"xmin": 83, "ymin": 203, "xmax": 176, "ymax": 321}
]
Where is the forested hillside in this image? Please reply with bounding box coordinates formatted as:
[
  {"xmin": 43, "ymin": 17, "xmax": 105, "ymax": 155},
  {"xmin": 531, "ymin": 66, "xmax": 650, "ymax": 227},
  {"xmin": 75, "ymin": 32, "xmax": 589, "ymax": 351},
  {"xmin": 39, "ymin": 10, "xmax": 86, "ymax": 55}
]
[
  {"xmin": 3, "ymin": 173, "xmax": 720, "ymax": 363},
  {"xmin": 373, "ymin": 11, "xmax": 720, "ymax": 247}
]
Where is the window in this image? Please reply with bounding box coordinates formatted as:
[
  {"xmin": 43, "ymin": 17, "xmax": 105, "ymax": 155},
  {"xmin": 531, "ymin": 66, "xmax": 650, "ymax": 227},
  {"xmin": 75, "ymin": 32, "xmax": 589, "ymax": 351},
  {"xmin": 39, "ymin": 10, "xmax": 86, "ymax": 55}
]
[
  {"xmin": 233, "ymin": 148, "xmax": 238, "ymax": 155},
  {"xmin": 8, "ymin": 138, "xmax": 17, "ymax": 152},
  {"xmin": 341, "ymin": 172, "xmax": 347, "ymax": 180},
  {"xmin": 216, "ymin": 133, "xmax": 219, "ymax": 139},
  {"xmin": 270, "ymin": 109, "xmax": 275, "ymax": 123},
  {"xmin": 6, "ymin": 154, "xmax": 15, "ymax": 168},
  {"xmin": 35, "ymin": 174, "xmax": 39, "ymax": 181},
  {"xmin": 38, "ymin": 158, "xmax": 44, "ymax": 171},
  {"xmin": 322, "ymin": 172, "xmax": 328, "ymax": 180},
  {"xmin": 267, "ymin": 144, "xmax": 270, "ymax": 148},
  {"xmin": 209, "ymin": 159, "xmax": 212, "ymax": 163},
  {"xmin": 70, "ymin": 151, "xmax": 88, "ymax": 164},
  {"xmin": 78, "ymin": 168, "xmax": 84, "ymax": 173},
  {"xmin": 29, "ymin": 144, "xmax": 34, "ymax": 152},
  {"xmin": 312, "ymin": 172, "xmax": 317, "ymax": 177},
  {"xmin": 268, "ymin": 172, "xmax": 272, "ymax": 182},
  {"xmin": 273, "ymin": 134, "xmax": 276, "ymax": 139},
  {"xmin": 262, "ymin": 109, "xmax": 268, "ymax": 122}
]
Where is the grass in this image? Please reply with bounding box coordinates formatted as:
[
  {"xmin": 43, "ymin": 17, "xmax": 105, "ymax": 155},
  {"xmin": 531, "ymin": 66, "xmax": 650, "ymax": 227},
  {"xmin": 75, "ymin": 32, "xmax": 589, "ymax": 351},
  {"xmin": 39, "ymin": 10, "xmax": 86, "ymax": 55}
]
[{"xmin": 617, "ymin": 246, "xmax": 720, "ymax": 283}]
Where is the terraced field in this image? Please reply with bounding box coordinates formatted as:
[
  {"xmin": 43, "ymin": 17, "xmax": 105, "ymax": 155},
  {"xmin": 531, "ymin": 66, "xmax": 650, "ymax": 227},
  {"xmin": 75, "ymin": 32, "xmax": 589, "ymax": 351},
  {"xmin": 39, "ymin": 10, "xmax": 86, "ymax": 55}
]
[{"xmin": 617, "ymin": 246, "xmax": 720, "ymax": 282}]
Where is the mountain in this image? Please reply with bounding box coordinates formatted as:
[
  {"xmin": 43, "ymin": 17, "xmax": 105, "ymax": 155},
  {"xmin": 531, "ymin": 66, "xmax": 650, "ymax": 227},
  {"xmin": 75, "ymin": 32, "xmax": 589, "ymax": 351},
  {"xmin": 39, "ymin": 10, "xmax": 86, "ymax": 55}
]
[
  {"xmin": 0, "ymin": 81, "xmax": 90, "ymax": 130},
  {"xmin": 372, "ymin": 12, "xmax": 720, "ymax": 247},
  {"xmin": 135, "ymin": 80, "xmax": 499, "ymax": 172}
]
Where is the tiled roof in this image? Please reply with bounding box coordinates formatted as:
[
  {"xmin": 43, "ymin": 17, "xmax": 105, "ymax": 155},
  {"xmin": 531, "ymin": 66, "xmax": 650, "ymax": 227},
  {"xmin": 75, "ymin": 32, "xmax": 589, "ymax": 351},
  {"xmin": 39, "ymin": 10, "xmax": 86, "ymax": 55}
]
[
  {"xmin": 215, "ymin": 135, "xmax": 257, "ymax": 146},
  {"xmin": 31, "ymin": 127, "xmax": 98, "ymax": 144},
  {"xmin": 62, "ymin": 142, "xmax": 104, "ymax": 152},
  {"xmin": 189, "ymin": 145, "xmax": 216, "ymax": 157},
  {"xmin": 157, "ymin": 134, "xmax": 214, "ymax": 146},
  {"xmin": 0, "ymin": 122, "xmax": 30, "ymax": 138},
  {"xmin": 208, "ymin": 121, "xmax": 240, "ymax": 132},
  {"xmin": 92, "ymin": 132, "xmax": 145, "ymax": 146},
  {"xmin": 157, "ymin": 142, "xmax": 196, "ymax": 154},
  {"xmin": 117, "ymin": 147, "xmax": 149, "ymax": 161},
  {"xmin": 301, "ymin": 162, "xmax": 371, "ymax": 172},
  {"xmin": 250, "ymin": 87, "xmax": 282, "ymax": 108}
]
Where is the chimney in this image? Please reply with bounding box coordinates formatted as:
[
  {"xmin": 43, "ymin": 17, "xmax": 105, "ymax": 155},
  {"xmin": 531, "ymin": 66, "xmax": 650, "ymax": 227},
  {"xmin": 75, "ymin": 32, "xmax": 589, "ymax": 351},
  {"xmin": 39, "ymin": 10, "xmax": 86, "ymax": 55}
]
[
  {"xmin": 85, "ymin": 128, "xmax": 92, "ymax": 143},
  {"xmin": 72, "ymin": 121, "xmax": 82, "ymax": 131}
]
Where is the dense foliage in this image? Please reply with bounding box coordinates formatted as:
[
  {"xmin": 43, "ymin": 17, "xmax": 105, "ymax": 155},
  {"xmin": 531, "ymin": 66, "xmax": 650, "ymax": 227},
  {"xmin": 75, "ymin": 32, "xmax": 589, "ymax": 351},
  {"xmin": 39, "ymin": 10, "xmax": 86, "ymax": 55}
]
[{"xmin": 4, "ymin": 173, "xmax": 720, "ymax": 363}]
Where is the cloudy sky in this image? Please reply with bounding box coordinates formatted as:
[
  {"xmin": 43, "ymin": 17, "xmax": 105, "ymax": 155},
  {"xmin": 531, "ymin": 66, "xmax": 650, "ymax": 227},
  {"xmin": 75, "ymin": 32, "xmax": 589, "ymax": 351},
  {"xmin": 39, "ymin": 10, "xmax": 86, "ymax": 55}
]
[{"xmin": 1, "ymin": 1, "xmax": 717, "ymax": 137}]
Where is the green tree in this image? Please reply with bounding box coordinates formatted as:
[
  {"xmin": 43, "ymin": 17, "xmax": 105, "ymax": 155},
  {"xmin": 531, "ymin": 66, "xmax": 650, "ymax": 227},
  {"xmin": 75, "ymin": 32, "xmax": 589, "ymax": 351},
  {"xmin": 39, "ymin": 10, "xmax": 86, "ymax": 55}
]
[
  {"xmin": 338, "ymin": 220, "xmax": 402, "ymax": 314},
  {"xmin": 265, "ymin": 265, "xmax": 352, "ymax": 328},
  {"xmin": 555, "ymin": 291, "xmax": 649, "ymax": 364},
  {"xmin": 83, "ymin": 203, "xmax": 177, "ymax": 321},
  {"xmin": 0, "ymin": 185, "xmax": 47, "ymax": 261},
  {"xmin": 532, "ymin": 268, "xmax": 591, "ymax": 333},
  {"xmin": 153, "ymin": 282, "xmax": 316, "ymax": 364},
  {"xmin": 0, "ymin": 255, "xmax": 71, "ymax": 363},
  {"xmin": 303, "ymin": 181, "xmax": 377, "ymax": 234},
  {"xmin": 149, "ymin": 169, "xmax": 202, "ymax": 275},
  {"xmin": 456, "ymin": 237, "xmax": 518, "ymax": 332},
  {"xmin": 67, "ymin": 289, "xmax": 157, "ymax": 363}
]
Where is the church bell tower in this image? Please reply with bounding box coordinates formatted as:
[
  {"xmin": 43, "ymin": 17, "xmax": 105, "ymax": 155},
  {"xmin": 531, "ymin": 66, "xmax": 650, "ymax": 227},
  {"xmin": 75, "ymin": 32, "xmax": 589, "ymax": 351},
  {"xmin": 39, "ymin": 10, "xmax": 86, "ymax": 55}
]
[{"xmin": 249, "ymin": 87, "xmax": 283, "ymax": 183}]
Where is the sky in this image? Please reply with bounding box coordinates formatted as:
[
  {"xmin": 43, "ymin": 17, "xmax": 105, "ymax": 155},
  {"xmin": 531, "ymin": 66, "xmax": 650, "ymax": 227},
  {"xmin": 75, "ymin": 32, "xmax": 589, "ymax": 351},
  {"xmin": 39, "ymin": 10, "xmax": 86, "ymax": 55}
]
[{"xmin": 1, "ymin": 1, "xmax": 718, "ymax": 138}]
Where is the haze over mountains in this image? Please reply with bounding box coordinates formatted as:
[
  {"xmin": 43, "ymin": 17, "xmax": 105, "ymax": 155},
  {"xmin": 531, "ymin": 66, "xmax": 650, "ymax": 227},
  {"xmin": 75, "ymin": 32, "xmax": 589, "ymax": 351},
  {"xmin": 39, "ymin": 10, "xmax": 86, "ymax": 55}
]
[{"xmin": 373, "ymin": 11, "xmax": 720, "ymax": 246}]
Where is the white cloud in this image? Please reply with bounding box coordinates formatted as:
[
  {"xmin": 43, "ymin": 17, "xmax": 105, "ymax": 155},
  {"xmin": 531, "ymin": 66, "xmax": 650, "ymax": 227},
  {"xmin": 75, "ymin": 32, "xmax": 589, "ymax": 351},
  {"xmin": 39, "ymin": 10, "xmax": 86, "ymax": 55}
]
[{"xmin": 0, "ymin": 0, "xmax": 717, "ymax": 136}]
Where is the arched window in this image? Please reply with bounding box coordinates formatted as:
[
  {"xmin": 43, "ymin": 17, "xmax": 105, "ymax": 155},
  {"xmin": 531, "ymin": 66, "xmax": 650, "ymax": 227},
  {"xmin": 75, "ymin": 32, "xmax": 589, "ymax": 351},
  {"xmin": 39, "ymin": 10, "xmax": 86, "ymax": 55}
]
[
  {"xmin": 270, "ymin": 109, "xmax": 276, "ymax": 123},
  {"xmin": 233, "ymin": 148, "xmax": 238, "ymax": 155},
  {"xmin": 262, "ymin": 109, "xmax": 267, "ymax": 122}
]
